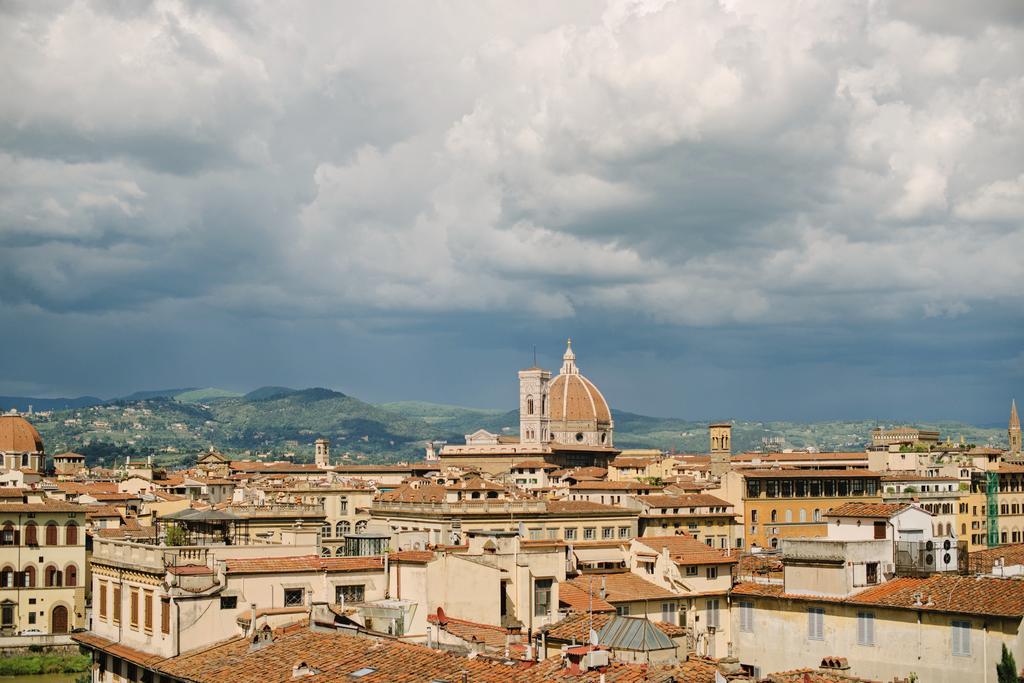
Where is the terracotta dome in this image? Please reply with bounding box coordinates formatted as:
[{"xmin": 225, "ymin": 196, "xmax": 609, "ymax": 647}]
[
  {"xmin": 549, "ymin": 373, "xmax": 612, "ymax": 423},
  {"xmin": 0, "ymin": 414, "xmax": 45, "ymax": 453},
  {"xmin": 548, "ymin": 340, "xmax": 612, "ymax": 424}
]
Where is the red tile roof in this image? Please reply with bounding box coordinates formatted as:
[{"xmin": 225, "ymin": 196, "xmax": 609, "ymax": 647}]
[
  {"xmin": 733, "ymin": 575, "xmax": 1024, "ymax": 618},
  {"xmin": 558, "ymin": 582, "xmax": 616, "ymax": 613},
  {"xmin": 635, "ymin": 535, "xmax": 740, "ymax": 566},
  {"xmin": 826, "ymin": 502, "xmax": 920, "ymax": 518},
  {"xmin": 636, "ymin": 494, "xmax": 733, "ymax": 509},
  {"xmin": 567, "ymin": 572, "xmax": 677, "ymax": 603},
  {"xmin": 426, "ymin": 611, "xmax": 520, "ymax": 648}
]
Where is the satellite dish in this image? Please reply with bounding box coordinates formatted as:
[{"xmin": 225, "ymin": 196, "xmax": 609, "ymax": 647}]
[{"xmin": 589, "ymin": 629, "xmax": 599, "ymax": 646}]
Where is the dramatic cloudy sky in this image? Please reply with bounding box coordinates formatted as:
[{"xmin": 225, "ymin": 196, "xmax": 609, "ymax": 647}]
[{"xmin": 1, "ymin": 0, "xmax": 1022, "ymax": 422}]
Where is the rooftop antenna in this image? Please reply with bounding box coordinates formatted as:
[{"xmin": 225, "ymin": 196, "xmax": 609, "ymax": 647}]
[{"xmin": 533, "ymin": 345, "xmax": 537, "ymax": 367}]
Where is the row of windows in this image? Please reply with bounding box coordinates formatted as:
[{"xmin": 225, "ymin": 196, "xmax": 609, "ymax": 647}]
[
  {"xmin": 97, "ymin": 582, "xmax": 171, "ymax": 635},
  {"xmin": 736, "ymin": 603, "xmax": 973, "ymax": 655},
  {"xmin": 0, "ymin": 564, "xmax": 78, "ymax": 588},
  {"xmin": 562, "ymin": 526, "xmax": 632, "ymax": 541},
  {"xmin": 320, "ymin": 520, "xmax": 368, "ymax": 538},
  {"xmin": 751, "ymin": 508, "xmax": 823, "ymax": 524},
  {"xmin": 746, "ymin": 478, "xmax": 878, "ymax": 499},
  {"xmin": 0, "ymin": 521, "xmax": 79, "ymax": 546}
]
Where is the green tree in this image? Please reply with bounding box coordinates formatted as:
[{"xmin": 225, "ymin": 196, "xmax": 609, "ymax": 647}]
[
  {"xmin": 997, "ymin": 643, "xmax": 1018, "ymax": 683},
  {"xmin": 165, "ymin": 524, "xmax": 188, "ymax": 546}
]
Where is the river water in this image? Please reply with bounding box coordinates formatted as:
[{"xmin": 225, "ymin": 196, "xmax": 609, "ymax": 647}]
[{"xmin": 2, "ymin": 674, "xmax": 81, "ymax": 683}]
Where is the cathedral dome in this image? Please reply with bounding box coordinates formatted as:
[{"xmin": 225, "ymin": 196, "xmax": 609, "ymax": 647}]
[
  {"xmin": 548, "ymin": 340, "xmax": 612, "ymax": 425},
  {"xmin": 0, "ymin": 414, "xmax": 44, "ymax": 453},
  {"xmin": 549, "ymin": 373, "xmax": 612, "ymax": 424}
]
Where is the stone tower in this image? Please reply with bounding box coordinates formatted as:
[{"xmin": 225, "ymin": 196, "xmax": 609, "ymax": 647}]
[
  {"xmin": 518, "ymin": 361, "xmax": 551, "ymax": 445},
  {"xmin": 709, "ymin": 422, "xmax": 732, "ymax": 478},
  {"xmin": 1011, "ymin": 400, "xmax": 1021, "ymax": 456},
  {"xmin": 314, "ymin": 438, "xmax": 331, "ymax": 467}
]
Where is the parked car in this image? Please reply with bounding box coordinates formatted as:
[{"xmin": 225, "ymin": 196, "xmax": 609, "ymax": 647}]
[{"xmin": 19, "ymin": 629, "xmax": 44, "ymax": 636}]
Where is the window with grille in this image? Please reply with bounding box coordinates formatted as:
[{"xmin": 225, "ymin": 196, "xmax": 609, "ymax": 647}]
[
  {"xmin": 220, "ymin": 596, "xmax": 237, "ymax": 609},
  {"xmin": 807, "ymin": 608, "xmax": 824, "ymax": 640},
  {"xmin": 857, "ymin": 612, "xmax": 874, "ymax": 646},
  {"xmin": 618, "ymin": 527, "xmax": 630, "ymax": 538},
  {"xmin": 602, "ymin": 527, "xmax": 613, "ymax": 539},
  {"xmin": 739, "ymin": 601, "xmax": 754, "ymax": 632},
  {"xmin": 336, "ymin": 585, "xmax": 365, "ymax": 603},
  {"xmin": 952, "ymin": 620, "xmax": 971, "ymax": 656},
  {"xmin": 583, "ymin": 528, "xmax": 595, "ymax": 540},
  {"xmin": 284, "ymin": 588, "xmax": 305, "ymax": 607}
]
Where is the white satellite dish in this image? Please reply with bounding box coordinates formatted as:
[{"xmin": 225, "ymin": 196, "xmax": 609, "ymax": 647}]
[{"xmin": 589, "ymin": 629, "xmax": 599, "ymax": 646}]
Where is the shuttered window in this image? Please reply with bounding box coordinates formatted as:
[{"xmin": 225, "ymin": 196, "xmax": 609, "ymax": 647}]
[
  {"xmin": 807, "ymin": 608, "xmax": 824, "ymax": 640},
  {"xmin": 952, "ymin": 620, "xmax": 971, "ymax": 656},
  {"xmin": 161, "ymin": 597, "xmax": 171, "ymax": 635},
  {"xmin": 99, "ymin": 582, "xmax": 108, "ymax": 620},
  {"xmin": 113, "ymin": 586, "xmax": 122, "ymax": 625},
  {"xmin": 857, "ymin": 612, "xmax": 875, "ymax": 646},
  {"xmin": 144, "ymin": 591, "xmax": 153, "ymax": 632},
  {"xmin": 130, "ymin": 589, "xmax": 139, "ymax": 629},
  {"xmin": 739, "ymin": 601, "xmax": 754, "ymax": 633}
]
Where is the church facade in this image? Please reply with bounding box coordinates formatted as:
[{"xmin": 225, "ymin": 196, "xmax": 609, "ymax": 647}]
[{"xmin": 440, "ymin": 341, "xmax": 619, "ymax": 474}]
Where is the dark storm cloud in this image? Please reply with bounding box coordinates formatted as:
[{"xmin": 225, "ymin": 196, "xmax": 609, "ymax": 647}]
[{"xmin": 0, "ymin": 0, "xmax": 1021, "ymax": 423}]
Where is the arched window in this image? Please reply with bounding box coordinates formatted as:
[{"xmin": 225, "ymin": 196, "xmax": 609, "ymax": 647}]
[
  {"xmin": 22, "ymin": 565, "xmax": 35, "ymax": 588},
  {"xmin": 321, "ymin": 522, "xmax": 331, "ymax": 538},
  {"xmin": 784, "ymin": 510, "xmax": 793, "ymax": 523},
  {"xmin": 0, "ymin": 522, "xmax": 14, "ymax": 546},
  {"xmin": 336, "ymin": 521, "xmax": 351, "ymax": 536},
  {"xmin": 336, "ymin": 546, "xmax": 346, "ymax": 557},
  {"xmin": 770, "ymin": 509, "xmax": 778, "ymax": 523},
  {"xmin": 321, "ymin": 547, "xmax": 332, "ymax": 557},
  {"xmin": 526, "ymin": 397, "xmax": 534, "ymax": 415},
  {"xmin": 813, "ymin": 508, "xmax": 822, "ymax": 522},
  {"xmin": 24, "ymin": 523, "xmax": 38, "ymax": 546},
  {"xmin": 355, "ymin": 520, "xmax": 368, "ymax": 534},
  {"xmin": 65, "ymin": 565, "xmax": 77, "ymax": 587},
  {"xmin": 45, "ymin": 566, "xmax": 61, "ymax": 587},
  {"xmin": 798, "ymin": 509, "xmax": 807, "ymax": 523},
  {"xmin": 65, "ymin": 523, "xmax": 78, "ymax": 546},
  {"xmin": 0, "ymin": 566, "xmax": 14, "ymax": 588},
  {"xmin": 45, "ymin": 523, "xmax": 58, "ymax": 546}
]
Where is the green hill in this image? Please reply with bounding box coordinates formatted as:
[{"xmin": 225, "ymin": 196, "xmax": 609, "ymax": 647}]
[
  {"xmin": 27, "ymin": 387, "xmax": 1011, "ymax": 469},
  {"xmin": 174, "ymin": 388, "xmax": 243, "ymax": 403}
]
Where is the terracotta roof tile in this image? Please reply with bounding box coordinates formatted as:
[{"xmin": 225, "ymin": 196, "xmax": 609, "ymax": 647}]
[
  {"xmin": 733, "ymin": 575, "xmax": 1024, "ymax": 618},
  {"xmin": 635, "ymin": 535, "xmax": 740, "ymax": 566},
  {"xmin": 826, "ymin": 502, "xmax": 919, "ymax": 518},
  {"xmin": 558, "ymin": 582, "xmax": 616, "ymax": 613},
  {"xmin": 567, "ymin": 572, "xmax": 678, "ymax": 603},
  {"xmin": 427, "ymin": 611, "xmax": 520, "ymax": 648}
]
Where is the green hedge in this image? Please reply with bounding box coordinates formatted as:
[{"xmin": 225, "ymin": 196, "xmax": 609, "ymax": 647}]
[{"xmin": 0, "ymin": 653, "xmax": 92, "ymax": 676}]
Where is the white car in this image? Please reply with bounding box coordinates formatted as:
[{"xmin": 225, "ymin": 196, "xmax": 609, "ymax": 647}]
[{"xmin": 20, "ymin": 629, "xmax": 45, "ymax": 636}]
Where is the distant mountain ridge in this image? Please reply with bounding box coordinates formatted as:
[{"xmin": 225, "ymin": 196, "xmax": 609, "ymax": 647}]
[{"xmin": 15, "ymin": 385, "xmax": 1011, "ymax": 468}]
